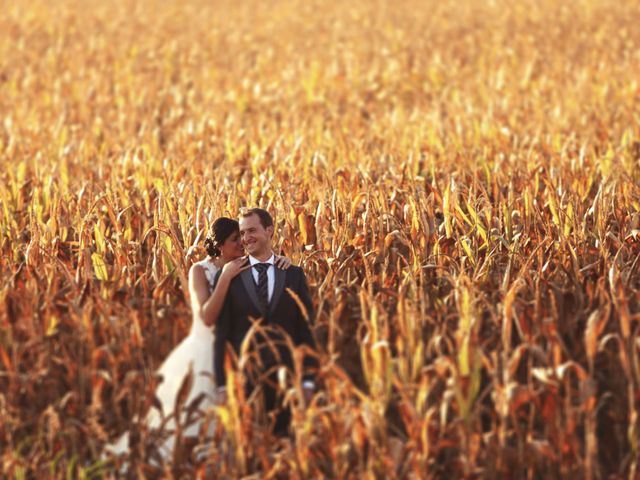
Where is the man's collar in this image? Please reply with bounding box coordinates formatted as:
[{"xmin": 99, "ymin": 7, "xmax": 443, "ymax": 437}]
[{"xmin": 248, "ymin": 253, "xmax": 275, "ymax": 265}]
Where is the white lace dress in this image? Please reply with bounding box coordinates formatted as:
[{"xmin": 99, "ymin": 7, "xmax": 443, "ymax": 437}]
[{"xmin": 106, "ymin": 258, "xmax": 219, "ymax": 459}]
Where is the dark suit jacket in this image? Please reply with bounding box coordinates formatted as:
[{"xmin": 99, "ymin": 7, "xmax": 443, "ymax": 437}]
[{"xmin": 213, "ymin": 265, "xmax": 317, "ymax": 388}]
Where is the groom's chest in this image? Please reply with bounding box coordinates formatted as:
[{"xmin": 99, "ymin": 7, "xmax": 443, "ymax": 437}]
[{"xmin": 230, "ymin": 270, "xmax": 296, "ymax": 318}]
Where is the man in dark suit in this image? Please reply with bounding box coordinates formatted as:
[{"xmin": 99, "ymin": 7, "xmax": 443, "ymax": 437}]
[{"xmin": 213, "ymin": 208, "xmax": 317, "ymax": 435}]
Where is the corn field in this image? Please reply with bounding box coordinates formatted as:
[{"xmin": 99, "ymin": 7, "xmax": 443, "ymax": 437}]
[{"xmin": 1, "ymin": 0, "xmax": 640, "ymax": 477}]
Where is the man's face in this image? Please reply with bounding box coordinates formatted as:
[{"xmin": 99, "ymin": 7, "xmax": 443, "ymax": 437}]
[{"xmin": 239, "ymin": 213, "xmax": 273, "ymax": 256}]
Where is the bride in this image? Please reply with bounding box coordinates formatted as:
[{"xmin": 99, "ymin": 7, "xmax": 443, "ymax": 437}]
[{"xmin": 105, "ymin": 217, "xmax": 291, "ymax": 459}]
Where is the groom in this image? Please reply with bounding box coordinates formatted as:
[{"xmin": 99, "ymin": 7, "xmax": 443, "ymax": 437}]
[{"xmin": 213, "ymin": 207, "xmax": 317, "ymax": 434}]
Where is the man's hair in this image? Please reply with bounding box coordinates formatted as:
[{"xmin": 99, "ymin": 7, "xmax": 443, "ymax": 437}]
[{"xmin": 240, "ymin": 207, "xmax": 273, "ymax": 229}]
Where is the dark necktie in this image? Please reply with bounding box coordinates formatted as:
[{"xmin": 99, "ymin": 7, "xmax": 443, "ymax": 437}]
[{"xmin": 253, "ymin": 263, "xmax": 271, "ymax": 313}]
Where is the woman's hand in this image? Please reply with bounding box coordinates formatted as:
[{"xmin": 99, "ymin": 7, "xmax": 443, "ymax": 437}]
[
  {"xmin": 274, "ymin": 255, "xmax": 292, "ymax": 269},
  {"xmin": 220, "ymin": 257, "xmax": 250, "ymax": 280}
]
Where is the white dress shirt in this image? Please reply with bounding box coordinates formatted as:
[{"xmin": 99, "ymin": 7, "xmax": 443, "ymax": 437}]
[{"xmin": 248, "ymin": 254, "xmax": 275, "ymax": 302}]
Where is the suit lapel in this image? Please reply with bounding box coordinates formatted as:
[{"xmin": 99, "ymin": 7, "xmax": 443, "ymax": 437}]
[
  {"xmin": 240, "ymin": 269, "xmax": 263, "ymax": 314},
  {"xmin": 270, "ymin": 267, "xmax": 286, "ymax": 314}
]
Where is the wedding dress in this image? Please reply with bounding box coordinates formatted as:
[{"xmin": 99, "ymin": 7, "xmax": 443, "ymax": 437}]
[{"xmin": 105, "ymin": 258, "xmax": 219, "ymax": 460}]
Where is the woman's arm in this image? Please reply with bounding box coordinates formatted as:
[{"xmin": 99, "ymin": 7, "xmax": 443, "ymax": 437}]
[{"xmin": 189, "ymin": 258, "xmax": 249, "ymax": 327}]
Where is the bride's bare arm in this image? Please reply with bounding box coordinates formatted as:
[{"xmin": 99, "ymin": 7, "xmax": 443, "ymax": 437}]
[{"xmin": 189, "ymin": 258, "xmax": 250, "ymax": 327}]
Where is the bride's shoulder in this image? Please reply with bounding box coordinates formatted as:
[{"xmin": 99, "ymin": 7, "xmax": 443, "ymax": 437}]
[
  {"xmin": 190, "ymin": 258, "xmax": 219, "ymax": 284},
  {"xmin": 191, "ymin": 257, "xmax": 217, "ymax": 268}
]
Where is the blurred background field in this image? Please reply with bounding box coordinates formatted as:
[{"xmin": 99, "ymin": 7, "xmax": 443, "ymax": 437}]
[{"xmin": 1, "ymin": 0, "xmax": 639, "ymax": 477}]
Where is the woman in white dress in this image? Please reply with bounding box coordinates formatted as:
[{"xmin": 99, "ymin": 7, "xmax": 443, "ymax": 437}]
[{"xmin": 105, "ymin": 217, "xmax": 290, "ymax": 460}]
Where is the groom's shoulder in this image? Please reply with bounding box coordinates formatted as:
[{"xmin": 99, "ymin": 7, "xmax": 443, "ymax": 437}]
[
  {"xmin": 286, "ymin": 264, "xmax": 306, "ymax": 277},
  {"xmin": 287, "ymin": 265, "xmax": 306, "ymax": 279}
]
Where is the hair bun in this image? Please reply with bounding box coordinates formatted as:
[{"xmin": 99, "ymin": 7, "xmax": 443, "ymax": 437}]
[{"xmin": 204, "ymin": 236, "xmax": 221, "ymax": 257}]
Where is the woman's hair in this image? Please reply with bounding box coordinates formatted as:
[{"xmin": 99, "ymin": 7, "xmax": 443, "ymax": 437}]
[{"xmin": 204, "ymin": 217, "xmax": 240, "ymax": 257}]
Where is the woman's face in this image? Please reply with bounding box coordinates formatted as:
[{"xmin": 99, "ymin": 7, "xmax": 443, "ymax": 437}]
[{"xmin": 219, "ymin": 230, "xmax": 245, "ymax": 259}]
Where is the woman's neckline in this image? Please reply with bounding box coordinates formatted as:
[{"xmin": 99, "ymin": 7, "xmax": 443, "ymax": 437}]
[{"xmin": 206, "ymin": 256, "xmax": 225, "ymax": 270}]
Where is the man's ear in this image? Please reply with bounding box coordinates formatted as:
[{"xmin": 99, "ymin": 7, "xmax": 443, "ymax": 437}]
[{"xmin": 267, "ymin": 225, "xmax": 274, "ymax": 238}]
